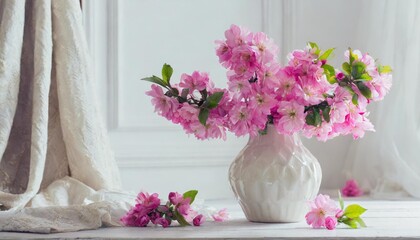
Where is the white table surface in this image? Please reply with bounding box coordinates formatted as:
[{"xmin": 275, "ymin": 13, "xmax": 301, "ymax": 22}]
[{"xmin": 0, "ymin": 198, "xmax": 420, "ymax": 239}]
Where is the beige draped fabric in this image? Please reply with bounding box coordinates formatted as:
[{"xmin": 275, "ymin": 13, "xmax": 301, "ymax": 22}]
[{"xmin": 0, "ymin": 0, "xmax": 130, "ymax": 232}]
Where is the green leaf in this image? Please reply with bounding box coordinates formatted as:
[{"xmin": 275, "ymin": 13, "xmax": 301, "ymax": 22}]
[
  {"xmin": 322, "ymin": 64, "xmax": 335, "ymax": 76},
  {"xmin": 378, "ymin": 65, "xmax": 392, "ymax": 74},
  {"xmin": 344, "ymin": 204, "xmax": 367, "ymax": 219},
  {"xmin": 308, "ymin": 42, "xmax": 319, "ymax": 50},
  {"xmin": 314, "ymin": 109, "xmax": 322, "ymax": 127},
  {"xmin": 360, "ymin": 73, "xmax": 372, "ymax": 80},
  {"xmin": 354, "ymin": 217, "xmax": 367, "ymax": 228},
  {"xmin": 352, "ymin": 93, "xmax": 359, "ymax": 105},
  {"xmin": 351, "ymin": 61, "xmax": 366, "ymax": 79},
  {"xmin": 173, "ymin": 210, "xmax": 191, "ymax": 227},
  {"xmin": 343, "ymin": 85, "xmax": 355, "ymax": 94},
  {"xmin": 308, "ymin": 42, "xmax": 321, "ymax": 55},
  {"xmin": 342, "ymin": 62, "xmax": 351, "ymax": 75},
  {"xmin": 183, "ymin": 190, "xmax": 198, "ymax": 204},
  {"xmin": 198, "ymin": 108, "xmax": 209, "ymax": 126},
  {"xmin": 338, "ymin": 190, "xmax": 344, "ymax": 210},
  {"xmin": 322, "ymin": 64, "xmax": 336, "ymax": 84},
  {"xmin": 319, "ymin": 48, "xmax": 335, "ymax": 60},
  {"xmin": 355, "ymin": 82, "xmax": 372, "ymax": 99},
  {"xmin": 349, "ymin": 48, "xmax": 358, "ymax": 65},
  {"xmin": 342, "ymin": 218, "xmax": 358, "ymax": 229},
  {"xmin": 305, "ymin": 111, "xmax": 315, "ymax": 126},
  {"xmin": 322, "ymin": 106, "xmax": 330, "ymax": 122},
  {"xmin": 161, "ymin": 63, "xmax": 173, "ymax": 85},
  {"xmin": 141, "ymin": 75, "xmax": 168, "ymax": 88},
  {"xmin": 205, "ymin": 92, "xmax": 224, "ymax": 109}
]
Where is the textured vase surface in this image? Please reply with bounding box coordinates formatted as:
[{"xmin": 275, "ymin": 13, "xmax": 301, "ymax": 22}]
[{"xmin": 229, "ymin": 125, "xmax": 322, "ymax": 222}]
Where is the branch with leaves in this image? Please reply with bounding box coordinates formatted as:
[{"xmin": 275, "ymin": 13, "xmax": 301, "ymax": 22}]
[{"xmin": 142, "ymin": 64, "xmax": 224, "ymax": 126}]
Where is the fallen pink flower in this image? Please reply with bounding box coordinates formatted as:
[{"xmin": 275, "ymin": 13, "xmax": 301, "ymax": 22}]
[
  {"xmin": 342, "ymin": 179, "xmax": 363, "ymax": 197},
  {"xmin": 212, "ymin": 208, "xmax": 230, "ymax": 222},
  {"xmin": 193, "ymin": 214, "xmax": 205, "ymax": 226},
  {"xmin": 325, "ymin": 216, "xmax": 337, "ymax": 230},
  {"xmin": 305, "ymin": 194, "xmax": 340, "ymax": 229}
]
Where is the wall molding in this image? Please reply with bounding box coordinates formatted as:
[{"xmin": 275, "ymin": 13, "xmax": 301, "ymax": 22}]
[
  {"xmin": 262, "ymin": 0, "xmax": 296, "ymax": 64},
  {"xmin": 107, "ymin": 0, "xmax": 120, "ymax": 130}
]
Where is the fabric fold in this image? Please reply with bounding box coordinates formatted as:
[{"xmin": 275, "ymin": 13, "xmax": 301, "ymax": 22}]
[{"xmin": 0, "ymin": 0, "xmax": 125, "ymax": 232}]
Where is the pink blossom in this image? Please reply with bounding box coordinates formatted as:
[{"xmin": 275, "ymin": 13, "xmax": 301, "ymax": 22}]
[
  {"xmin": 229, "ymin": 103, "xmax": 253, "ymax": 137},
  {"xmin": 325, "ymin": 216, "xmax": 337, "ymax": 230},
  {"xmin": 303, "ymin": 122, "xmax": 334, "ymax": 142},
  {"xmin": 329, "ymin": 101, "xmax": 348, "ymax": 123},
  {"xmin": 350, "ymin": 116, "xmax": 375, "ymax": 139},
  {"xmin": 231, "ymin": 45, "xmax": 258, "ymax": 75},
  {"xmin": 120, "ymin": 206, "xmax": 151, "ymax": 227},
  {"xmin": 177, "ymin": 103, "xmax": 199, "ymax": 123},
  {"xmin": 136, "ymin": 192, "xmax": 160, "ymax": 210},
  {"xmin": 168, "ymin": 192, "xmax": 184, "ymax": 205},
  {"xmin": 249, "ymin": 91, "xmax": 277, "ymax": 115},
  {"xmin": 276, "ymin": 101, "xmax": 305, "ymax": 134},
  {"xmin": 258, "ymin": 63, "xmax": 281, "ymax": 89},
  {"xmin": 179, "ymin": 71, "xmax": 210, "ymax": 93},
  {"xmin": 227, "ymin": 76, "xmax": 252, "ymax": 98},
  {"xmin": 276, "ymin": 69, "xmax": 297, "ymax": 98},
  {"xmin": 149, "ymin": 211, "xmax": 161, "ymax": 224},
  {"xmin": 305, "ymin": 194, "xmax": 340, "ymax": 229},
  {"xmin": 215, "ymin": 40, "xmax": 232, "ymax": 67},
  {"xmin": 193, "ymin": 214, "xmax": 205, "ymax": 226},
  {"xmin": 251, "ymin": 32, "xmax": 278, "ymax": 63},
  {"xmin": 177, "ymin": 203, "xmax": 192, "ymax": 216},
  {"xmin": 342, "ymin": 179, "xmax": 363, "ymax": 197},
  {"xmin": 335, "ymin": 209, "xmax": 344, "ymax": 218},
  {"xmin": 154, "ymin": 217, "xmax": 170, "ymax": 228},
  {"xmin": 146, "ymin": 85, "xmax": 179, "ymax": 119},
  {"xmin": 367, "ymin": 73, "xmax": 392, "ymax": 101},
  {"xmin": 212, "ymin": 208, "xmax": 229, "ymax": 222},
  {"xmin": 177, "ymin": 203, "xmax": 198, "ymax": 222},
  {"xmin": 138, "ymin": 215, "xmax": 151, "ymax": 227},
  {"xmin": 188, "ymin": 118, "xmax": 227, "ymax": 140},
  {"xmin": 224, "ymin": 24, "xmax": 251, "ymax": 48}
]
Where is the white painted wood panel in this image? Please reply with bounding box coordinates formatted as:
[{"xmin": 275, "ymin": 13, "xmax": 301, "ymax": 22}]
[{"xmin": 2, "ymin": 199, "xmax": 419, "ymax": 239}]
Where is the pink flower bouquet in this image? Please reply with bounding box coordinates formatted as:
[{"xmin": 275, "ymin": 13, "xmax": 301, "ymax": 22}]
[{"xmin": 143, "ymin": 24, "xmax": 392, "ymax": 141}]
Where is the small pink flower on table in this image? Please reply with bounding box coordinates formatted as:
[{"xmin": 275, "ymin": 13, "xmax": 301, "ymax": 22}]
[
  {"xmin": 342, "ymin": 179, "xmax": 363, "ymax": 197},
  {"xmin": 212, "ymin": 208, "xmax": 230, "ymax": 222},
  {"xmin": 305, "ymin": 194, "xmax": 340, "ymax": 229},
  {"xmin": 193, "ymin": 214, "xmax": 205, "ymax": 226},
  {"xmin": 325, "ymin": 216, "xmax": 337, "ymax": 230}
]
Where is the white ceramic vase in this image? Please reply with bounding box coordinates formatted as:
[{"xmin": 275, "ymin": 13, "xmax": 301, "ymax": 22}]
[{"xmin": 228, "ymin": 125, "xmax": 322, "ymax": 222}]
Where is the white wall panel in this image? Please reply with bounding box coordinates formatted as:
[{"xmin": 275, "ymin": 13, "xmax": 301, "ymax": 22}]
[
  {"xmin": 85, "ymin": 0, "xmax": 263, "ymax": 199},
  {"xmin": 84, "ymin": 0, "xmax": 374, "ymax": 198}
]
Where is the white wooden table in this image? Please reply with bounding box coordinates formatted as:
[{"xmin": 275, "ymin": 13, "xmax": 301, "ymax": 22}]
[{"xmin": 0, "ymin": 199, "xmax": 419, "ymax": 239}]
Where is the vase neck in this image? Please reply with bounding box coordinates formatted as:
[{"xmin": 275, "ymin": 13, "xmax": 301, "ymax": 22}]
[{"xmin": 248, "ymin": 125, "xmax": 302, "ymax": 146}]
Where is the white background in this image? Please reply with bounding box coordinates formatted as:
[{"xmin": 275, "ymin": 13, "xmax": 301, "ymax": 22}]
[{"xmin": 82, "ymin": 0, "xmax": 390, "ymax": 199}]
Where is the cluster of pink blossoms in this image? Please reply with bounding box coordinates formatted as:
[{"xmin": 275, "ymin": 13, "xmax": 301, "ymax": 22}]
[
  {"xmin": 305, "ymin": 194, "xmax": 367, "ymax": 230},
  {"xmin": 143, "ymin": 24, "xmax": 392, "ymax": 141},
  {"xmin": 121, "ymin": 190, "xmax": 228, "ymax": 228},
  {"xmin": 341, "ymin": 179, "xmax": 363, "ymax": 197}
]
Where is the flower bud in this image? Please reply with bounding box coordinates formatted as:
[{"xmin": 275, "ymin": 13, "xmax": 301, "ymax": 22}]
[{"xmin": 336, "ymin": 72, "xmax": 345, "ymax": 80}]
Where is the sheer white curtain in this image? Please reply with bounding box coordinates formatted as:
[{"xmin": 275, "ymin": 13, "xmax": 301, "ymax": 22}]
[{"xmin": 344, "ymin": 0, "xmax": 420, "ymax": 198}]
